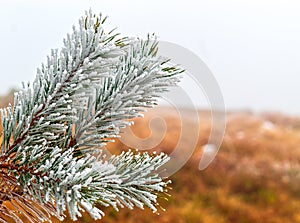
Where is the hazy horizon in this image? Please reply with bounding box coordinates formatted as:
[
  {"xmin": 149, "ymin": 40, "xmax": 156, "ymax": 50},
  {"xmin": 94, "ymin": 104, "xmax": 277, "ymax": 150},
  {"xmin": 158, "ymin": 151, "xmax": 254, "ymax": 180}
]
[{"xmin": 1, "ymin": 0, "xmax": 300, "ymax": 114}]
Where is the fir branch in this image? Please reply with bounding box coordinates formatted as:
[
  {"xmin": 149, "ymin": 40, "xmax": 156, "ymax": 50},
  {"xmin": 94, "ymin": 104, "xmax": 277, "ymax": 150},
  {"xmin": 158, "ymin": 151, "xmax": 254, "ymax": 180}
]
[
  {"xmin": 0, "ymin": 9, "xmax": 182, "ymax": 222},
  {"xmin": 108, "ymin": 151, "xmax": 171, "ymax": 212},
  {"xmin": 0, "ymin": 167, "xmax": 59, "ymax": 223},
  {"xmin": 73, "ymin": 35, "xmax": 183, "ymax": 151},
  {"xmin": 1, "ymin": 10, "xmax": 123, "ymax": 157}
]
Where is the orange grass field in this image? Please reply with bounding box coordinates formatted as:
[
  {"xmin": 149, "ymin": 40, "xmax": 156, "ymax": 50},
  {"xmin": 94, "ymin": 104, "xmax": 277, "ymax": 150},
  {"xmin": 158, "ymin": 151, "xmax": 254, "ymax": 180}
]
[{"xmin": 2, "ymin": 92, "xmax": 300, "ymax": 223}]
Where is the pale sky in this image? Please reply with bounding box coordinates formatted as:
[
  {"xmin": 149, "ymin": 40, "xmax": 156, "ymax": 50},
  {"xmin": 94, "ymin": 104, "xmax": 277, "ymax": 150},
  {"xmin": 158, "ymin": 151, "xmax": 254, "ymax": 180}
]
[{"xmin": 1, "ymin": 0, "xmax": 300, "ymax": 114}]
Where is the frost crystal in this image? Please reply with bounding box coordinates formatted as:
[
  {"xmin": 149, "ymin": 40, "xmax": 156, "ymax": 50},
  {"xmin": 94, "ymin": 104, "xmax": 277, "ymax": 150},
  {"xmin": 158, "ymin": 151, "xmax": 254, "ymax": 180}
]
[{"xmin": 0, "ymin": 9, "xmax": 182, "ymax": 222}]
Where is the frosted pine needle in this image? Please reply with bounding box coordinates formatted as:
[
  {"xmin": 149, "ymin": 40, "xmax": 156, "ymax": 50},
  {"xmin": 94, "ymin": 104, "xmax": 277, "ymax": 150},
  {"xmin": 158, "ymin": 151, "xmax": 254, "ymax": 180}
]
[{"xmin": 0, "ymin": 9, "xmax": 183, "ymax": 222}]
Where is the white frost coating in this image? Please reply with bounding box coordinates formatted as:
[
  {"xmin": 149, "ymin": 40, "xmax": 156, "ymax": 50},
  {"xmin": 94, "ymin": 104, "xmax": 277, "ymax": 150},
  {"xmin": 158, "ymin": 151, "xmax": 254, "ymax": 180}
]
[
  {"xmin": 80, "ymin": 200, "xmax": 104, "ymax": 220},
  {"xmin": 0, "ymin": 9, "xmax": 181, "ymax": 223}
]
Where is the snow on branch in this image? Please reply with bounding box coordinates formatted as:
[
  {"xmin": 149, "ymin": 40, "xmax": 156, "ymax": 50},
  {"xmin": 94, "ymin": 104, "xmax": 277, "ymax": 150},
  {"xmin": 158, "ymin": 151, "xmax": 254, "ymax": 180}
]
[{"xmin": 0, "ymin": 9, "xmax": 182, "ymax": 222}]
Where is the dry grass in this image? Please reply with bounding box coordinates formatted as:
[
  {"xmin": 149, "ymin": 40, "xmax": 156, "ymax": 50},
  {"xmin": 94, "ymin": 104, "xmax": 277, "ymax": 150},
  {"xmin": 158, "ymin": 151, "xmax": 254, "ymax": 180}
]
[{"xmin": 2, "ymin": 93, "xmax": 300, "ymax": 223}]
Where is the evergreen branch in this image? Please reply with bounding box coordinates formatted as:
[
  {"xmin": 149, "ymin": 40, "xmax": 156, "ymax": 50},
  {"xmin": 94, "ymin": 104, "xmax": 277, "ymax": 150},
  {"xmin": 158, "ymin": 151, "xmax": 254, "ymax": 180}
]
[
  {"xmin": 73, "ymin": 35, "xmax": 183, "ymax": 151},
  {"xmin": 0, "ymin": 9, "xmax": 182, "ymax": 222},
  {"xmin": 108, "ymin": 151, "xmax": 171, "ymax": 212},
  {"xmin": 0, "ymin": 10, "xmax": 123, "ymax": 157},
  {"xmin": 0, "ymin": 168, "xmax": 59, "ymax": 223}
]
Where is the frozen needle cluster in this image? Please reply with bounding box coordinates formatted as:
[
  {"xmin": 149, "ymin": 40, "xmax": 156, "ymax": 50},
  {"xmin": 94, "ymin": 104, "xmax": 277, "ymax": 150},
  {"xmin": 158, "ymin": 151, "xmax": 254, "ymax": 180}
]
[{"xmin": 0, "ymin": 10, "xmax": 182, "ymax": 222}]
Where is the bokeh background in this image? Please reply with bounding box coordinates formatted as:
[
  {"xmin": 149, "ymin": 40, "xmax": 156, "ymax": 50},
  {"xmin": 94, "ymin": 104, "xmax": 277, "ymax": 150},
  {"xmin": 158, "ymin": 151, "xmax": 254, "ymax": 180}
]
[
  {"xmin": 1, "ymin": 1, "xmax": 300, "ymax": 222},
  {"xmin": 1, "ymin": 0, "xmax": 300, "ymax": 113}
]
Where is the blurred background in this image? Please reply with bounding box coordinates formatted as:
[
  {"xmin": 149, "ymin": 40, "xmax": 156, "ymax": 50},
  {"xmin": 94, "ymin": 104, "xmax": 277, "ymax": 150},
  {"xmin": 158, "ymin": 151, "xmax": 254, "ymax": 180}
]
[
  {"xmin": 1, "ymin": 0, "xmax": 300, "ymax": 222},
  {"xmin": 1, "ymin": 0, "xmax": 300, "ymax": 113}
]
